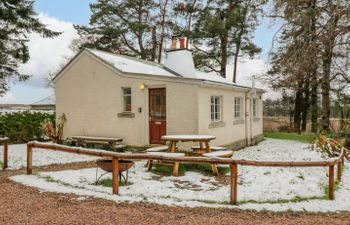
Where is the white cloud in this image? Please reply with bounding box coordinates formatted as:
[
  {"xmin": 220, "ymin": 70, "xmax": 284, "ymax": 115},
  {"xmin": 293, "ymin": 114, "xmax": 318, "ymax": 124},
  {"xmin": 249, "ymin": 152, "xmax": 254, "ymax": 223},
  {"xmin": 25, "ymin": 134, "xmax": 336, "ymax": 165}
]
[
  {"xmin": 18, "ymin": 13, "xmax": 78, "ymax": 88},
  {"xmin": 0, "ymin": 92, "xmax": 16, "ymax": 104},
  {"xmin": 2, "ymin": 13, "xmax": 78, "ymax": 104},
  {"xmin": 225, "ymin": 57, "xmax": 279, "ymax": 99}
]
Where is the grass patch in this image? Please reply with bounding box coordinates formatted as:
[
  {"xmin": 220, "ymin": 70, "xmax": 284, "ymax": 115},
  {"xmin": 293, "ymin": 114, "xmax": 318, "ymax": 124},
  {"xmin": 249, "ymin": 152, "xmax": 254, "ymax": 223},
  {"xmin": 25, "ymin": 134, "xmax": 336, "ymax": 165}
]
[
  {"xmin": 238, "ymin": 195, "xmax": 324, "ymax": 205},
  {"xmin": 97, "ymin": 178, "xmax": 133, "ymax": 187},
  {"xmin": 42, "ymin": 175, "xmax": 56, "ymax": 182},
  {"xmin": 39, "ymin": 175, "xmax": 81, "ymax": 188},
  {"xmin": 264, "ymin": 132, "xmax": 317, "ymax": 143},
  {"xmin": 151, "ymin": 163, "xmax": 230, "ymax": 176},
  {"xmin": 0, "ymin": 161, "xmax": 2, "ymax": 168}
]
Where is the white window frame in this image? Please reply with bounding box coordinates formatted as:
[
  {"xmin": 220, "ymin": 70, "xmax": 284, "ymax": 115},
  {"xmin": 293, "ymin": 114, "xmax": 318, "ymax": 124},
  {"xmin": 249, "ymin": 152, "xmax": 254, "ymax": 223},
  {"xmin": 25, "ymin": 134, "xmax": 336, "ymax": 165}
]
[
  {"xmin": 234, "ymin": 97, "xmax": 242, "ymax": 119},
  {"xmin": 211, "ymin": 96, "xmax": 222, "ymax": 122},
  {"xmin": 252, "ymin": 98, "xmax": 258, "ymax": 117},
  {"xmin": 122, "ymin": 87, "xmax": 132, "ymax": 112}
]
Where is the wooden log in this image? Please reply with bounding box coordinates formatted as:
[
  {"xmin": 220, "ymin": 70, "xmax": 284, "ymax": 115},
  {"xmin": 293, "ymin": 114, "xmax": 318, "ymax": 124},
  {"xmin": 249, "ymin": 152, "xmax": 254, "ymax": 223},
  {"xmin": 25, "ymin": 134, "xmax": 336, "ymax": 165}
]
[
  {"xmin": 337, "ymin": 160, "xmax": 342, "ymax": 181},
  {"xmin": 204, "ymin": 141, "xmax": 211, "ymax": 153},
  {"xmin": 173, "ymin": 162, "xmax": 180, "ymax": 176},
  {"xmin": 199, "ymin": 141, "xmax": 203, "ymax": 151},
  {"xmin": 27, "ymin": 141, "xmax": 341, "ymax": 167},
  {"xmin": 3, "ymin": 141, "xmax": 8, "ymax": 169},
  {"xmin": 167, "ymin": 141, "xmax": 173, "ymax": 152},
  {"xmin": 112, "ymin": 158, "xmax": 119, "ymax": 194},
  {"xmin": 147, "ymin": 160, "xmax": 153, "ymax": 171},
  {"xmin": 170, "ymin": 141, "xmax": 176, "ymax": 153},
  {"xmin": 329, "ymin": 165, "xmax": 335, "ymax": 200},
  {"xmin": 211, "ymin": 164, "xmax": 219, "ymax": 176},
  {"xmin": 230, "ymin": 164, "xmax": 238, "ymax": 205},
  {"xmin": 27, "ymin": 144, "xmax": 32, "ymax": 175}
]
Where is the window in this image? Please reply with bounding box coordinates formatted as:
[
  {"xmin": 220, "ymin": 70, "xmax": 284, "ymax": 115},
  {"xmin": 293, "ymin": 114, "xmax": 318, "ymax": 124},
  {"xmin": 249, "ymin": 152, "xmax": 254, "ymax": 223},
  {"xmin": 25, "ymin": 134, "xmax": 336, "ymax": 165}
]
[
  {"xmin": 234, "ymin": 97, "xmax": 242, "ymax": 119},
  {"xmin": 211, "ymin": 96, "xmax": 222, "ymax": 122},
  {"xmin": 252, "ymin": 98, "xmax": 257, "ymax": 117},
  {"xmin": 122, "ymin": 87, "xmax": 131, "ymax": 112}
]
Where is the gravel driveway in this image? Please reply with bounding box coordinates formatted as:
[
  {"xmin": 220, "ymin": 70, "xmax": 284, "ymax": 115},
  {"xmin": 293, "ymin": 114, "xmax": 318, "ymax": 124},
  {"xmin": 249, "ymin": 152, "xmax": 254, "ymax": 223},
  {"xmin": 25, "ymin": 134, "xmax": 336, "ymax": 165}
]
[{"xmin": 1, "ymin": 162, "xmax": 350, "ymax": 225}]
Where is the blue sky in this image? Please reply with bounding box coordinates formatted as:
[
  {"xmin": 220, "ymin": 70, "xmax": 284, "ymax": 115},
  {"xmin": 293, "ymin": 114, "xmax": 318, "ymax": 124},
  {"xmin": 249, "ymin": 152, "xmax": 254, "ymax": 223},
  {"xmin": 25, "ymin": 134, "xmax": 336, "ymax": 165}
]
[
  {"xmin": 34, "ymin": 0, "xmax": 276, "ymax": 59},
  {"xmin": 1, "ymin": 1, "xmax": 277, "ymax": 104},
  {"xmin": 34, "ymin": 0, "xmax": 94, "ymax": 25}
]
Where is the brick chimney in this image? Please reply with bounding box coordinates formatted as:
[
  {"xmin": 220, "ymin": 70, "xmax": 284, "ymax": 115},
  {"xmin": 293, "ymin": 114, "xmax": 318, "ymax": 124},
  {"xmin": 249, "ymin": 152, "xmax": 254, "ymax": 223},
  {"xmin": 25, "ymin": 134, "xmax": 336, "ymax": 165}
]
[{"xmin": 164, "ymin": 36, "xmax": 195, "ymax": 77}]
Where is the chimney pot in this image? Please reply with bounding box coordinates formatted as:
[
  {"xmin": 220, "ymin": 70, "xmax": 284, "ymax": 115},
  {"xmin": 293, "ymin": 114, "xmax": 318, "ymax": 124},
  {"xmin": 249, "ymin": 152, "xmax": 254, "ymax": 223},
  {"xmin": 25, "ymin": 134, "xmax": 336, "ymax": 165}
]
[
  {"xmin": 171, "ymin": 36, "xmax": 177, "ymax": 49},
  {"xmin": 179, "ymin": 37, "xmax": 186, "ymax": 49}
]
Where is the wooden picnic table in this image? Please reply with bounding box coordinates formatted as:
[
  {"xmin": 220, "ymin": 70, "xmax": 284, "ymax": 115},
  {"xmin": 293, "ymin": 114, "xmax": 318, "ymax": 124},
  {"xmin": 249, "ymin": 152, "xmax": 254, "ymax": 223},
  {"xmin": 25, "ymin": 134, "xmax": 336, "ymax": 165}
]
[{"xmin": 161, "ymin": 134, "xmax": 216, "ymax": 154}]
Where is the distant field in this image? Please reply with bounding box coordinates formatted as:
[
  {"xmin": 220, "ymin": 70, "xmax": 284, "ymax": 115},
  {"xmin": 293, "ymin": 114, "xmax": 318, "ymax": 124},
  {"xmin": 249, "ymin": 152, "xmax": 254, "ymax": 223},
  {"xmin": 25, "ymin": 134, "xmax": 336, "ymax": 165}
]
[{"xmin": 264, "ymin": 132, "xmax": 317, "ymax": 143}]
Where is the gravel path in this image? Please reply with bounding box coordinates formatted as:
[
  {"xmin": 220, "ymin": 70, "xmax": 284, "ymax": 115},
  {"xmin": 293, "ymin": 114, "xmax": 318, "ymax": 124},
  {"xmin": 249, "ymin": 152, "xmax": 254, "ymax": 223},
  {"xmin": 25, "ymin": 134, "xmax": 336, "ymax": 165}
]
[{"xmin": 1, "ymin": 163, "xmax": 350, "ymax": 225}]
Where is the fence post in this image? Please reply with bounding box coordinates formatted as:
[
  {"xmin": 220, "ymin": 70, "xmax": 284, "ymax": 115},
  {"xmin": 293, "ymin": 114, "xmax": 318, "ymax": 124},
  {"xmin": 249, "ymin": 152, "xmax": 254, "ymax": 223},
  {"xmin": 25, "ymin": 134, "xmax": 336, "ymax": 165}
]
[
  {"xmin": 328, "ymin": 165, "xmax": 334, "ymax": 200},
  {"xmin": 27, "ymin": 144, "xmax": 32, "ymax": 175},
  {"xmin": 337, "ymin": 160, "xmax": 342, "ymax": 181},
  {"xmin": 230, "ymin": 164, "xmax": 238, "ymax": 205},
  {"xmin": 112, "ymin": 157, "xmax": 119, "ymax": 195},
  {"xmin": 3, "ymin": 141, "xmax": 8, "ymax": 170}
]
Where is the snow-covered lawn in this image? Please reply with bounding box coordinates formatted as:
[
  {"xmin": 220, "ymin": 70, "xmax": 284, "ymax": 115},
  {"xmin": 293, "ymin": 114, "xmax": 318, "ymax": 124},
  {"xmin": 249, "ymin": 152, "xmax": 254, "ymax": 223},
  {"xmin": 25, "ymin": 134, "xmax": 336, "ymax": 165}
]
[
  {"xmin": 8, "ymin": 139, "xmax": 350, "ymax": 212},
  {"xmin": 0, "ymin": 143, "xmax": 99, "ymax": 169}
]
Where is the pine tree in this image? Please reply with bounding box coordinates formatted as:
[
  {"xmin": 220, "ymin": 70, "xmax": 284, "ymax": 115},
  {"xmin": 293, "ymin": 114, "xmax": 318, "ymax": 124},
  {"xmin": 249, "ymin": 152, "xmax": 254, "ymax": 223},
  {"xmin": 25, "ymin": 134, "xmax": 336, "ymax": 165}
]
[
  {"xmin": 265, "ymin": 0, "xmax": 350, "ymax": 132},
  {"xmin": 175, "ymin": 0, "xmax": 262, "ymax": 79},
  {"xmin": 73, "ymin": 0, "xmax": 174, "ymax": 61},
  {"xmin": 0, "ymin": 0, "xmax": 60, "ymax": 95}
]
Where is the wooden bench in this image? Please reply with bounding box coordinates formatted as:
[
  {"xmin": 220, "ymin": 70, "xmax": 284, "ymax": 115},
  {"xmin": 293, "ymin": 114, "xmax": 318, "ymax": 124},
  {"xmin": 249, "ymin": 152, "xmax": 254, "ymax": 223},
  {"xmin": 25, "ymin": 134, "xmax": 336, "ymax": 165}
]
[
  {"xmin": 146, "ymin": 152, "xmax": 185, "ymax": 176},
  {"xmin": 144, "ymin": 146, "xmax": 168, "ymax": 152},
  {"xmin": 190, "ymin": 146, "xmax": 227, "ymax": 151},
  {"xmin": 72, "ymin": 136, "xmax": 123, "ymax": 150},
  {"xmin": 203, "ymin": 150, "xmax": 234, "ymax": 176}
]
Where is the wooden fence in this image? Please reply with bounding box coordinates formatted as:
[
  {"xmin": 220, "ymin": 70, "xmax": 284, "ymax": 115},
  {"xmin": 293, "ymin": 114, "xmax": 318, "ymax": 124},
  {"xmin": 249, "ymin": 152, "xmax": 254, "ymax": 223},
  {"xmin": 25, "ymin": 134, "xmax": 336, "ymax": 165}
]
[
  {"xmin": 0, "ymin": 138, "xmax": 9, "ymax": 170},
  {"xmin": 25, "ymin": 141, "xmax": 346, "ymax": 205}
]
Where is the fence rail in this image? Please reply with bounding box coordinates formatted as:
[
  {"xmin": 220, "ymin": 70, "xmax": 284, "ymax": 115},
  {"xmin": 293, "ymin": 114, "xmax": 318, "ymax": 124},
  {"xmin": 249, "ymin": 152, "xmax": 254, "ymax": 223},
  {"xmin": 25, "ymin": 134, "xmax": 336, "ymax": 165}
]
[
  {"xmin": 25, "ymin": 141, "xmax": 346, "ymax": 205},
  {"xmin": 0, "ymin": 137, "xmax": 9, "ymax": 170}
]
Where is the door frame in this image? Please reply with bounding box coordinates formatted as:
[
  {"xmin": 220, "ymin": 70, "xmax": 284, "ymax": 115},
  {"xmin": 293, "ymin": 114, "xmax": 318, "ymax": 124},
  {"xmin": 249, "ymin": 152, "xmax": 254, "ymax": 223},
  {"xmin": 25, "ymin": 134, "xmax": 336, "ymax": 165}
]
[{"xmin": 148, "ymin": 88, "xmax": 166, "ymax": 144}]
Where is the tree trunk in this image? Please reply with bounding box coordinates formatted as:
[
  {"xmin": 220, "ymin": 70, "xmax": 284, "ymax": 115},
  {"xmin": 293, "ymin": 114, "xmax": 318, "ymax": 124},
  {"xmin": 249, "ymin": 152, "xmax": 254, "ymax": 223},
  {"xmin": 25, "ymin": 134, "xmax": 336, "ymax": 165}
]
[
  {"xmin": 310, "ymin": 0, "xmax": 318, "ymax": 133},
  {"xmin": 294, "ymin": 81, "xmax": 303, "ymax": 133},
  {"xmin": 232, "ymin": 44, "xmax": 240, "ymax": 83},
  {"xmin": 220, "ymin": 35, "xmax": 228, "ymax": 78},
  {"xmin": 301, "ymin": 77, "xmax": 310, "ymax": 131},
  {"xmin": 321, "ymin": 5, "xmax": 338, "ymax": 132},
  {"xmin": 310, "ymin": 71, "xmax": 318, "ymax": 132},
  {"xmin": 151, "ymin": 26, "xmax": 157, "ymax": 62},
  {"xmin": 321, "ymin": 49, "xmax": 331, "ymax": 132},
  {"xmin": 157, "ymin": 0, "xmax": 169, "ymax": 63}
]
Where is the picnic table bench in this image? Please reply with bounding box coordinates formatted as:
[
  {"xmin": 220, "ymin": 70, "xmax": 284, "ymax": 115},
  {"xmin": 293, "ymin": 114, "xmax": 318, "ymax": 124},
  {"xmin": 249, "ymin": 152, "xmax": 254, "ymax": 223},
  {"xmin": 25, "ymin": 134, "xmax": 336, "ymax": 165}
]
[{"xmin": 72, "ymin": 136, "xmax": 123, "ymax": 150}]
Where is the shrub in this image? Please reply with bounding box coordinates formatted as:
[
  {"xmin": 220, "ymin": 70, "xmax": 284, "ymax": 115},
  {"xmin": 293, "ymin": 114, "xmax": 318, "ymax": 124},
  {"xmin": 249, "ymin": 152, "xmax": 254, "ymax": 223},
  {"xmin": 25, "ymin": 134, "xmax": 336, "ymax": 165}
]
[
  {"xmin": 0, "ymin": 111, "xmax": 54, "ymax": 143},
  {"xmin": 312, "ymin": 135, "xmax": 349, "ymax": 161},
  {"xmin": 41, "ymin": 113, "xmax": 66, "ymax": 144}
]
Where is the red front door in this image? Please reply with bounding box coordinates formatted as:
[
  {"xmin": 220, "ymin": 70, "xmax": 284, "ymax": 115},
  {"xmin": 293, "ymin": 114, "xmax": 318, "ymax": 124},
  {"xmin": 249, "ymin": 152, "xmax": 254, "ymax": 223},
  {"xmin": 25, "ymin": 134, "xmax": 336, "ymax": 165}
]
[{"xmin": 149, "ymin": 88, "xmax": 166, "ymax": 144}]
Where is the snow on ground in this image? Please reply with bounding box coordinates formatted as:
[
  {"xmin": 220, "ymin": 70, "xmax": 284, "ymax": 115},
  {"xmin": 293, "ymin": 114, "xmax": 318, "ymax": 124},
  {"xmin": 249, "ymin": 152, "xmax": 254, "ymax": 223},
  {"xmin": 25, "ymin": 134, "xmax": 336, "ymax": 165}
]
[
  {"xmin": 0, "ymin": 144, "xmax": 99, "ymax": 169},
  {"xmin": 9, "ymin": 139, "xmax": 350, "ymax": 212}
]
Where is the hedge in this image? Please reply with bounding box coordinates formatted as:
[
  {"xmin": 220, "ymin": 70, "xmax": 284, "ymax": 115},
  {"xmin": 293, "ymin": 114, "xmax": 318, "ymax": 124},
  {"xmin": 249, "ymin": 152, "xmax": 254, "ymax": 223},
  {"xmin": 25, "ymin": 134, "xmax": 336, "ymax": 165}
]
[{"xmin": 0, "ymin": 111, "xmax": 55, "ymax": 144}]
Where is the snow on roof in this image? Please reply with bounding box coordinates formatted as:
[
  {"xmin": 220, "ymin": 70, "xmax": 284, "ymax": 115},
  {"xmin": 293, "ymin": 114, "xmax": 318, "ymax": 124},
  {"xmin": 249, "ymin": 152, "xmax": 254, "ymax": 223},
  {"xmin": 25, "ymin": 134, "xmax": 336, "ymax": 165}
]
[
  {"xmin": 31, "ymin": 95, "xmax": 55, "ymax": 105},
  {"xmin": 88, "ymin": 49, "xmax": 177, "ymax": 77},
  {"xmin": 86, "ymin": 48, "xmax": 262, "ymax": 91}
]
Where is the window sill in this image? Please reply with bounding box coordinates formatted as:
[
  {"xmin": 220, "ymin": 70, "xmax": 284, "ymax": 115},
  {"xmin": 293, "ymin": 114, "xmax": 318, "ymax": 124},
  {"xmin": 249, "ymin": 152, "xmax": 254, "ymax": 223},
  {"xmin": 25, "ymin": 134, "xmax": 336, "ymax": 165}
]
[
  {"xmin": 117, "ymin": 112, "xmax": 135, "ymax": 118},
  {"xmin": 209, "ymin": 121, "xmax": 225, "ymax": 129},
  {"xmin": 253, "ymin": 117, "xmax": 260, "ymax": 122},
  {"xmin": 233, "ymin": 119, "xmax": 245, "ymax": 125}
]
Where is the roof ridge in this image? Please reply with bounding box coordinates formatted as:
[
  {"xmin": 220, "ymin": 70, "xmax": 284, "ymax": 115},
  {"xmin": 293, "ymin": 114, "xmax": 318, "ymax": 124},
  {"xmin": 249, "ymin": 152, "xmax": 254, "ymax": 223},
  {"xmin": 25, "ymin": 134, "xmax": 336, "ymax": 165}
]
[
  {"xmin": 85, "ymin": 48, "xmax": 183, "ymax": 77},
  {"xmin": 86, "ymin": 48, "xmax": 164, "ymax": 68}
]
